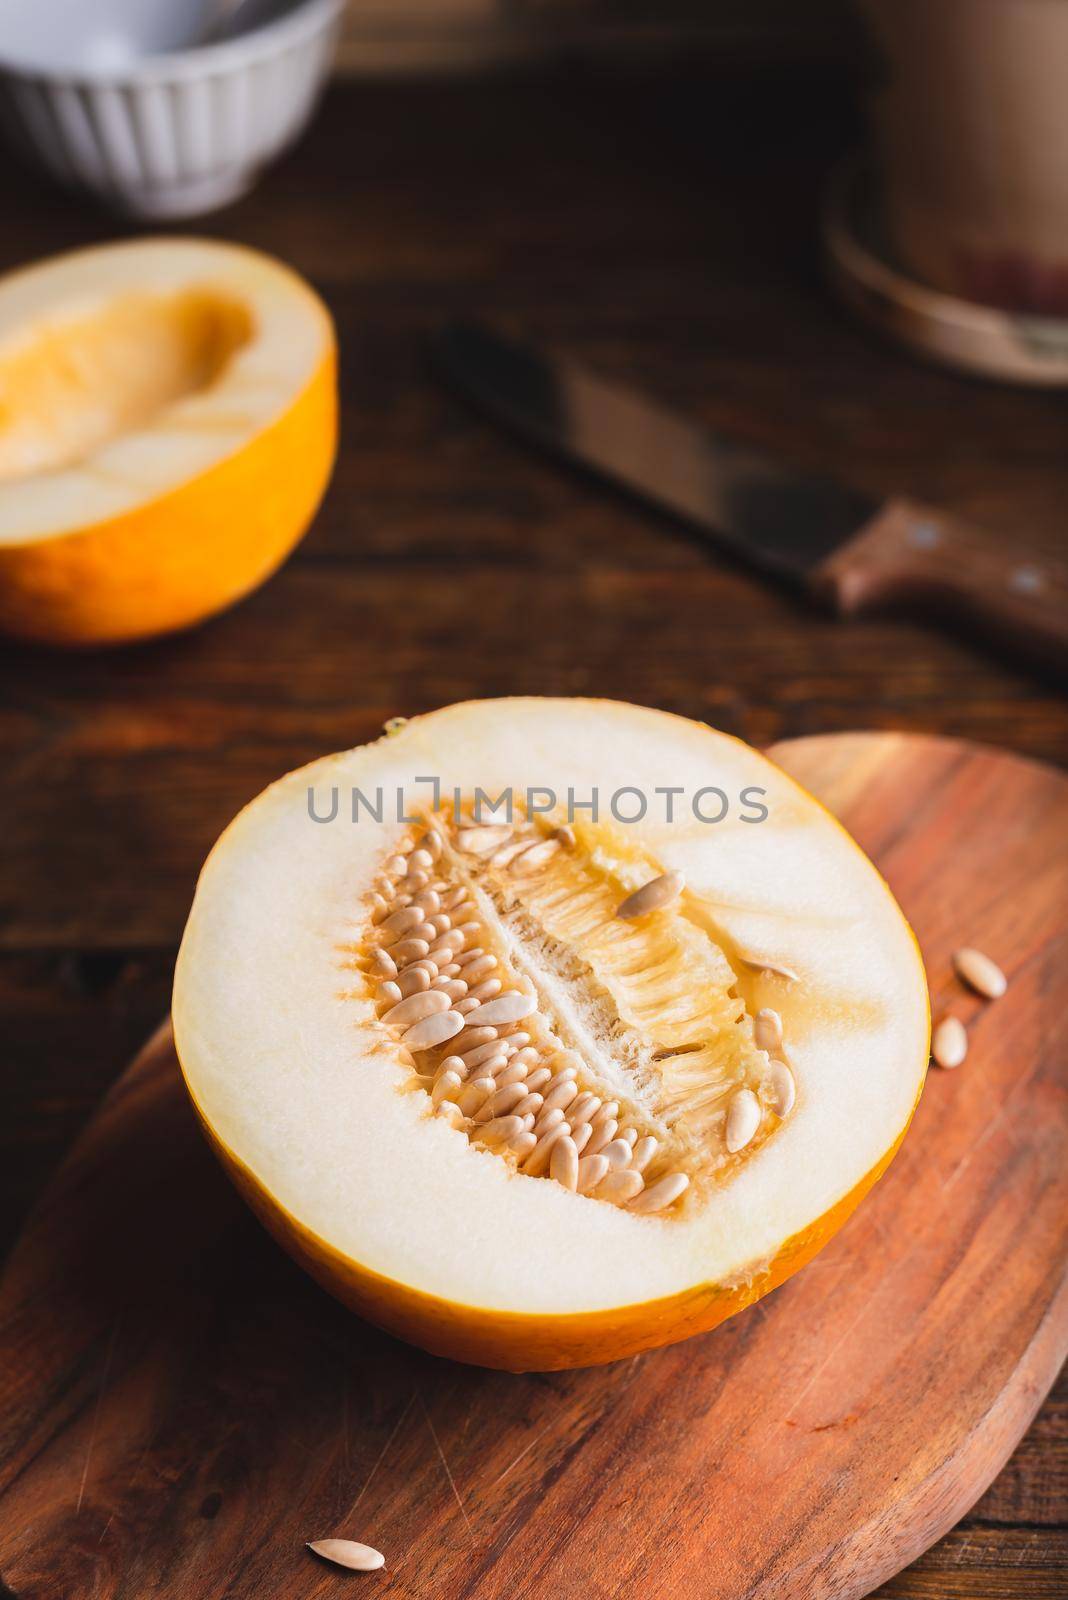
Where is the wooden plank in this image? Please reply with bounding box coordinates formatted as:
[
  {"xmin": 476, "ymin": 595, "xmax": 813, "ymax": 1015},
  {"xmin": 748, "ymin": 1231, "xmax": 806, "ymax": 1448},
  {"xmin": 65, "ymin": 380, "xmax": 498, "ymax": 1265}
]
[{"xmin": 2, "ymin": 564, "xmax": 1065, "ymax": 949}]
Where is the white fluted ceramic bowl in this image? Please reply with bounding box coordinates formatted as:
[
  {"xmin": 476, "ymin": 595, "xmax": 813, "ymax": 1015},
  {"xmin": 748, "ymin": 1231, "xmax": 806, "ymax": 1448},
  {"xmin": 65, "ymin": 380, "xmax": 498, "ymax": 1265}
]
[{"xmin": 0, "ymin": 0, "xmax": 343, "ymax": 218}]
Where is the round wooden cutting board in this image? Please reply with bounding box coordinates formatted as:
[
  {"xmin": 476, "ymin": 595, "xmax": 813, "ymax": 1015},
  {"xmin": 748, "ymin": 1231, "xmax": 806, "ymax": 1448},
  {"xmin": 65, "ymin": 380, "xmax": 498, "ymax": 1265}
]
[{"xmin": 0, "ymin": 732, "xmax": 1066, "ymax": 1600}]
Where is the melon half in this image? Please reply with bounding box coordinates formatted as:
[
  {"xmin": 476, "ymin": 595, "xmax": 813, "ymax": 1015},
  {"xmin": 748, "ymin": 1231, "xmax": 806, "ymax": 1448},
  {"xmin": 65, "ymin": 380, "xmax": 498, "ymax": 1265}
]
[
  {"xmin": 0, "ymin": 238, "xmax": 335, "ymax": 644},
  {"xmin": 173, "ymin": 699, "xmax": 929, "ymax": 1370}
]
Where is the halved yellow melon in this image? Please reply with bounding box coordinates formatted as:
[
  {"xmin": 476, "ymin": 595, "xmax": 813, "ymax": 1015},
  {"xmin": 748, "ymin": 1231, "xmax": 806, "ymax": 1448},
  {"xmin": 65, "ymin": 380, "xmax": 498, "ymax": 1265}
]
[
  {"xmin": 173, "ymin": 699, "xmax": 929, "ymax": 1370},
  {"xmin": 0, "ymin": 238, "xmax": 336, "ymax": 644}
]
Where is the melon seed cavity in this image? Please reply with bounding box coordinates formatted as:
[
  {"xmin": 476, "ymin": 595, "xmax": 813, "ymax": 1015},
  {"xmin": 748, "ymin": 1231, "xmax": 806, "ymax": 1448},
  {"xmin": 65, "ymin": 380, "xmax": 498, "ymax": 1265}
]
[{"xmin": 357, "ymin": 809, "xmax": 798, "ymax": 1215}]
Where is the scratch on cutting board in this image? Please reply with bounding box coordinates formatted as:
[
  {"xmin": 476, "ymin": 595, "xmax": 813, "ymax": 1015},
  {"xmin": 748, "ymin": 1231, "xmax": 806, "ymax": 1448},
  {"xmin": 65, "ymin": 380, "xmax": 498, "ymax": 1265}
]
[
  {"xmin": 937, "ymin": 1052, "xmax": 1037, "ymax": 1199},
  {"xmin": 421, "ymin": 1393, "xmax": 473, "ymax": 1539},
  {"xmin": 489, "ymin": 1421, "xmax": 558, "ymax": 1490},
  {"xmin": 342, "ymin": 1389, "xmax": 417, "ymax": 1524},
  {"xmin": 77, "ymin": 1314, "xmax": 122, "ymax": 1515},
  {"xmin": 780, "ymin": 1292, "xmax": 883, "ymax": 1431}
]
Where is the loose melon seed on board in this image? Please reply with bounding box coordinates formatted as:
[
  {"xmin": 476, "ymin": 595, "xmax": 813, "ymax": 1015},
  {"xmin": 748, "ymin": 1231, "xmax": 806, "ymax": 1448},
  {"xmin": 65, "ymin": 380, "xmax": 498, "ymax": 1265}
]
[
  {"xmin": 307, "ymin": 1539, "xmax": 385, "ymax": 1572},
  {"xmin": 953, "ymin": 947, "xmax": 1008, "ymax": 1000},
  {"xmin": 932, "ymin": 1016, "xmax": 968, "ymax": 1070}
]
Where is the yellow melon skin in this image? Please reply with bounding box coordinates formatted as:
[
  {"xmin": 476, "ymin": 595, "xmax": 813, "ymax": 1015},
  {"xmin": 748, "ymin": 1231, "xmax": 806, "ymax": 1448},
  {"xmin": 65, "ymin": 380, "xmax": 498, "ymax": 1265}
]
[
  {"xmin": 0, "ymin": 349, "xmax": 336, "ymax": 647},
  {"xmin": 185, "ymin": 1083, "xmax": 918, "ymax": 1373}
]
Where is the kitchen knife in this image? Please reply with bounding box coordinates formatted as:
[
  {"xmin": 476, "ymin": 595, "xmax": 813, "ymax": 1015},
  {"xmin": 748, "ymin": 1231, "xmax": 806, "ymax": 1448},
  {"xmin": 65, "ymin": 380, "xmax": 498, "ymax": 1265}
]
[{"xmin": 431, "ymin": 320, "xmax": 1068, "ymax": 678}]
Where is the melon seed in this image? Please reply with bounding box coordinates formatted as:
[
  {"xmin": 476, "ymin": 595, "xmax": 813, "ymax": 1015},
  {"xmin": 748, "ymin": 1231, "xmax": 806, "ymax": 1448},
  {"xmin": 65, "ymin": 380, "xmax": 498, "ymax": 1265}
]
[
  {"xmin": 767, "ymin": 1060, "xmax": 796, "ymax": 1116},
  {"xmin": 599, "ymin": 1138, "xmax": 632, "ymax": 1170},
  {"xmin": 458, "ymin": 826, "xmax": 513, "ymax": 854},
  {"xmin": 629, "ymin": 1172, "xmax": 690, "ymax": 1213},
  {"xmin": 577, "ymin": 1153, "xmax": 610, "ymax": 1193},
  {"xmin": 391, "ymin": 938, "xmax": 430, "ymax": 966},
  {"xmin": 479, "ymin": 1115, "xmax": 526, "ymax": 1148},
  {"xmin": 402, "ymin": 1010, "xmax": 464, "ymax": 1050},
  {"xmin": 458, "ymin": 953, "xmax": 497, "ymax": 978},
  {"xmin": 523, "ymin": 1121, "xmax": 572, "ymax": 1176},
  {"xmin": 459, "ymin": 1037, "xmax": 504, "ymax": 1068},
  {"xmin": 572, "ymin": 1124, "xmax": 593, "ymax": 1155},
  {"xmin": 380, "ymin": 905, "xmax": 423, "ymax": 940},
  {"xmin": 470, "ymin": 992, "xmax": 537, "ymax": 1027},
  {"xmin": 307, "ymin": 1539, "xmax": 385, "ymax": 1572},
  {"xmin": 740, "ymin": 955, "xmax": 799, "ymax": 983},
  {"xmin": 568, "ymin": 1092, "xmax": 601, "ymax": 1126},
  {"xmin": 541, "ymin": 1078, "xmax": 579, "ymax": 1115},
  {"xmin": 432, "ymin": 1070, "xmax": 463, "ymax": 1107},
  {"xmin": 468, "ymin": 978, "xmax": 503, "ymax": 1002},
  {"xmin": 726, "ymin": 1088, "xmax": 761, "ymax": 1153},
  {"xmin": 630, "ymin": 1136, "xmax": 658, "ymax": 1173},
  {"xmin": 953, "ymin": 947, "xmax": 1007, "ymax": 1000},
  {"xmin": 457, "ymin": 1077, "xmax": 496, "ymax": 1116},
  {"xmin": 615, "ymin": 871, "xmax": 684, "ymax": 920},
  {"xmin": 932, "ymin": 1016, "xmax": 968, "ymax": 1069},
  {"xmin": 490, "ymin": 838, "xmax": 535, "ymax": 868},
  {"xmin": 509, "ymin": 839, "xmax": 561, "ymax": 874},
  {"xmin": 512, "ymin": 1092, "xmax": 544, "ymax": 1119},
  {"xmin": 382, "ymin": 990, "xmax": 450, "ymax": 1028},
  {"xmin": 533, "ymin": 1106, "xmax": 566, "ymax": 1138},
  {"xmin": 584, "ymin": 1119, "xmax": 619, "ymax": 1156},
  {"xmin": 476, "ymin": 1082, "xmax": 529, "ymax": 1122},
  {"xmin": 550, "ymin": 1135, "xmax": 579, "ymax": 1190},
  {"xmin": 754, "ymin": 1008, "xmax": 783, "ymax": 1054},
  {"xmin": 596, "ymin": 1169, "xmax": 644, "ymax": 1204}
]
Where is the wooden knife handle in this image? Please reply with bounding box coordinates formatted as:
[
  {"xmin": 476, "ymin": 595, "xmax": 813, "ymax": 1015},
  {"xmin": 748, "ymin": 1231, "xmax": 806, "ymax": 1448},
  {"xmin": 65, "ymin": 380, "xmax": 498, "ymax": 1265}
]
[{"xmin": 814, "ymin": 497, "xmax": 1068, "ymax": 678}]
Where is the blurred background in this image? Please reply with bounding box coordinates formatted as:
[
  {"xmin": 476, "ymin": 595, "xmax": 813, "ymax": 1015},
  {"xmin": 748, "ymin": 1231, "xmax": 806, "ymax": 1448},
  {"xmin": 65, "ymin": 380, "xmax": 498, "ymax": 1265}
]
[{"xmin": 0, "ymin": 4, "xmax": 1065, "ymax": 1593}]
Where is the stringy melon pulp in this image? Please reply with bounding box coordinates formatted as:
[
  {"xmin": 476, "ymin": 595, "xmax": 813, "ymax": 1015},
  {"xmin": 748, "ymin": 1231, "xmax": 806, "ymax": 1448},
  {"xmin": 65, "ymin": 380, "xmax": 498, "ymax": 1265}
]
[{"xmin": 173, "ymin": 698, "xmax": 929, "ymax": 1370}]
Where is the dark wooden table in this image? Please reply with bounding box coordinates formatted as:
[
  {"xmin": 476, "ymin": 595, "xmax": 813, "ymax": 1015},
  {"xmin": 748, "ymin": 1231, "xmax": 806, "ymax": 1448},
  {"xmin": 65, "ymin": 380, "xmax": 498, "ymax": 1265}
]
[{"xmin": 1, "ymin": 66, "xmax": 1065, "ymax": 1599}]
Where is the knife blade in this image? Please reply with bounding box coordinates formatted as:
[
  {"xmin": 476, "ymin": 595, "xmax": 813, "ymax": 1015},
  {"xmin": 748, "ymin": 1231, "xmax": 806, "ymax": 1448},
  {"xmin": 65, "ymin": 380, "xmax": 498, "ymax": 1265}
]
[{"xmin": 431, "ymin": 320, "xmax": 1068, "ymax": 678}]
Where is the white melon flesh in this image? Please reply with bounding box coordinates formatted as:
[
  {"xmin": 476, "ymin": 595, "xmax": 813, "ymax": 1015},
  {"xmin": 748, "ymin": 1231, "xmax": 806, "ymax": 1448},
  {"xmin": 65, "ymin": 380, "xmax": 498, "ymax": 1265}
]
[
  {"xmin": 0, "ymin": 238, "xmax": 326, "ymax": 538},
  {"xmin": 173, "ymin": 698, "xmax": 929, "ymax": 1369}
]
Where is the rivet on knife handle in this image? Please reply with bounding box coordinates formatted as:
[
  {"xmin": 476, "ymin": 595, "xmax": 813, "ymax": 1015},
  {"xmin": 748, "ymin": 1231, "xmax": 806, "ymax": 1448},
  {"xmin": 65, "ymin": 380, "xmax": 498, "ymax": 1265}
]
[{"xmin": 812, "ymin": 497, "xmax": 1068, "ymax": 679}]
